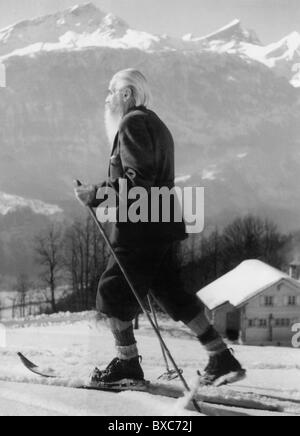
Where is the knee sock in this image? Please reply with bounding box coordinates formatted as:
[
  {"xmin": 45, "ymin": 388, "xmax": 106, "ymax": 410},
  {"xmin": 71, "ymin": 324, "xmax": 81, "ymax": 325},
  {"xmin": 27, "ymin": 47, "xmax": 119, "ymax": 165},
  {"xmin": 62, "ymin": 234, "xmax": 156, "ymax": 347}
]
[
  {"xmin": 198, "ymin": 325, "xmax": 228, "ymax": 355},
  {"xmin": 108, "ymin": 317, "xmax": 139, "ymax": 360},
  {"xmin": 186, "ymin": 311, "xmax": 211, "ymax": 337},
  {"xmin": 186, "ymin": 312, "xmax": 227, "ymax": 355}
]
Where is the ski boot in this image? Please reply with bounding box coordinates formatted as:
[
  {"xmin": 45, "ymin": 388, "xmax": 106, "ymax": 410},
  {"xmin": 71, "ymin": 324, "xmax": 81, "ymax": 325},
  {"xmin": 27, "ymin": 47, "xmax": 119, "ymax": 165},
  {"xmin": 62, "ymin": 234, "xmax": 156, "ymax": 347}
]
[
  {"xmin": 90, "ymin": 356, "xmax": 146, "ymax": 390},
  {"xmin": 199, "ymin": 348, "xmax": 246, "ymax": 387}
]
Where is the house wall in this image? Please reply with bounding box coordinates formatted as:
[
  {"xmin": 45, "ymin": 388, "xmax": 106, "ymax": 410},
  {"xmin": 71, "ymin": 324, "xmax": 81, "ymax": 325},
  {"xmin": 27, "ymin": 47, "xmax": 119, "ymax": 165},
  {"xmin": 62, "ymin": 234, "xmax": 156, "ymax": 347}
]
[
  {"xmin": 242, "ymin": 280, "xmax": 300, "ymax": 346},
  {"xmin": 209, "ymin": 280, "xmax": 300, "ymax": 346},
  {"xmin": 207, "ymin": 303, "xmax": 236, "ymax": 336}
]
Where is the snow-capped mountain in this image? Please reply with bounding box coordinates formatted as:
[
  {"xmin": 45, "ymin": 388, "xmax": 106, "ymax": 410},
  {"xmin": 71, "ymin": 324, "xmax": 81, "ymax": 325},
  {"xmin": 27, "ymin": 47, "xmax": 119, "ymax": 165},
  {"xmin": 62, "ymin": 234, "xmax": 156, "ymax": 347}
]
[
  {"xmin": 0, "ymin": 6, "xmax": 263, "ymax": 54},
  {"xmin": 240, "ymin": 31, "xmax": 300, "ymax": 87},
  {"xmin": 0, "ymin": 192, "xmax": 62, "ymax": 216},
  {"xmin": 0, "ymin": 3, "xmax": 300, "ymax": 232},
  {"xmin": 263, "ymin": 31, "xmax": 300, "ymax": 63},
  {"xmin": 189, "ymin": 21, "xmax": 300, "ymax": 88},
  {"xmin": 0, "ymin": 2, "xmax": 179, "ymax": 54},
  {"xmin": 0, "ymin": 3, "xmax": 299, "ymax": 86},
  {"xmin": 203, "ymin": 19, "xmax": 261, "ymax": 45},
  {"xmin": 0, "ymin": 3, "xmax": 127, "ymax": 55},
  {"xmin": 183, "ymin": 19, "xmax": 261, "ymax": 46}
]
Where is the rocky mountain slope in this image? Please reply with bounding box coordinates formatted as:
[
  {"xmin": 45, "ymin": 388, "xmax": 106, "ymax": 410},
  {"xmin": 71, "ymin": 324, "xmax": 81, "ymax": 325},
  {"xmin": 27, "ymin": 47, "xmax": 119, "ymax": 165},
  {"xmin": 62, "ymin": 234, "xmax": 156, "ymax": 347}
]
[{"xmin": 0, "ymin": 3, "xmax": 299, "ymax": 232}]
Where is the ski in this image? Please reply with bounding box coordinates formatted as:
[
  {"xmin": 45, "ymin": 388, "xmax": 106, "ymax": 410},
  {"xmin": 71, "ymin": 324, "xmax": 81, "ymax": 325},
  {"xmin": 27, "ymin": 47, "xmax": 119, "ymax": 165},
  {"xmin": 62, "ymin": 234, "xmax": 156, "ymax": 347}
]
[
  {"xmin": 80, "ymin": 384, "xmax": 279, "ymax": 417},
  {"xmin": 17, "ymin": 352, "xmax": 60, "ymax": 379},
  {"xmin": 81, "ymin": 380, "xmax": 282, "ymax": 412},
  {"xmin": 17, "ymin": 352, "xmax": 283, "ymax": 413}
]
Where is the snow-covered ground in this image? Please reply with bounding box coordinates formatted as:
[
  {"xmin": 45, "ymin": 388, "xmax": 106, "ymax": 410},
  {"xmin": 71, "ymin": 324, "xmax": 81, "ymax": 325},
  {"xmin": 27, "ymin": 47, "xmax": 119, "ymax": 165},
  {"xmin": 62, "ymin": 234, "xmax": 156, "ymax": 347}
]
[{"xmin": 0, "ymin": 311, "xmax": 299, "ymax": 416}]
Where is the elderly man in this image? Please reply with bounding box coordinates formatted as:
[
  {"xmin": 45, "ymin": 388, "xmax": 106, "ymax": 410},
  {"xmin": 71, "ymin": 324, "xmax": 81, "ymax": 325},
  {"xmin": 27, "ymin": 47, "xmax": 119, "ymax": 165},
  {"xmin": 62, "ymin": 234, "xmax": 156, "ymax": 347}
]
[{"xmin": 75, "ymin": 69, "xmax": 245, "ymax": 387}]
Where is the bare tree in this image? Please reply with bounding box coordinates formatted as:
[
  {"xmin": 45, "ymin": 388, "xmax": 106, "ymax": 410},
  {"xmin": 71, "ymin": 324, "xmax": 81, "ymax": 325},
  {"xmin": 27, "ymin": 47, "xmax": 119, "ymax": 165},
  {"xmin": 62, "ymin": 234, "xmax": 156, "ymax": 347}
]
[
  {"xmin": 8, "ymin": 296, "xmax": 17, "ymax": 319},
  {"xmin": 35, "ymin": 224, "xmax": 64, "ymax": 313},
  {"xmin": 15, "ymin": 273, "xmax": 30, "ymax": 318},
  {"xmin": 198, "ymin": 229, "xmax": 222, "ymax": 284},
  {"xmin": 64, "ymin": 217, "xmax": 109, "ymax": 311},
  {"xmin": 178, "ymin": 216, "xmax": 287, "ymax": 294},
  {"xmin": 261, "ymin": 219, "xmax": 288, "ymax": 268},
  {"xmin": 221, "ymin": 215, "xmax": 287, "ymax": 271}
]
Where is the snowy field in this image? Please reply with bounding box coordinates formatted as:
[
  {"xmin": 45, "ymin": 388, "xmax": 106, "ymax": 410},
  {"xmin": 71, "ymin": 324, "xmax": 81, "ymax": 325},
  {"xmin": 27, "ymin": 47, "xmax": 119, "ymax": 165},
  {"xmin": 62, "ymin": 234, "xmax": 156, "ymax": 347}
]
[
  {"xmin": 0, "ymin": 311, "xmax": 299, "ymax": 416},
  {"xmin": 0, "ymin": 287, "xmax": 71, "ymax": 319}
]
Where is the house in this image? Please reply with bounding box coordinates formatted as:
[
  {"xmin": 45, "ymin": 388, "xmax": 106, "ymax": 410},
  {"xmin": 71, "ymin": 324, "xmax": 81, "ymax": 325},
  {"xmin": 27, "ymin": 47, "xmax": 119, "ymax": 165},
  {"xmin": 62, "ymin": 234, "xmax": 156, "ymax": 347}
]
[
  {"xmin": 197, "ymin": 259, "xmax": 300, "ymax": 346},
  {"xmin": 289, "ymin": 258, "xmax": 300, "ymax": 280}
]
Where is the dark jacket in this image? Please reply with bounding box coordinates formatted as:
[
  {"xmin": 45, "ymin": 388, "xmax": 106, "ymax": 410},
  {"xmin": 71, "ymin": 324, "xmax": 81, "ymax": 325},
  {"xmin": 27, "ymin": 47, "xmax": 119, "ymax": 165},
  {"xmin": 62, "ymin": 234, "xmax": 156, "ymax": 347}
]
[{"xmin": 91, "ymin": 106, "xmax": 187, "ymax": 246}]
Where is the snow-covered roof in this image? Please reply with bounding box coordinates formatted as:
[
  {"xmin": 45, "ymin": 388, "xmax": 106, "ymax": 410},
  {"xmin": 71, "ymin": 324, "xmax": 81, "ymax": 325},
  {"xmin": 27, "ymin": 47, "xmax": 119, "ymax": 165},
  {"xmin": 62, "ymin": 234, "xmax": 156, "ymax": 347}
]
[{"xmin": 197, "ymin": 259, "xmax": 300, "ymax": 310}]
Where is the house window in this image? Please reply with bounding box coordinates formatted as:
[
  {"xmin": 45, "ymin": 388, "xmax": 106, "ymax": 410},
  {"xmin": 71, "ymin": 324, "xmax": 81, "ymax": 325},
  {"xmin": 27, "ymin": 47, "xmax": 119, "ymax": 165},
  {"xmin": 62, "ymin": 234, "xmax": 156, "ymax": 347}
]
[
  {"xmin": 248, "ymin": 319, "xmax": 267, "ymax": 328},
  {"xmin": 288, "ymin": 296, "xmax": 296, "ymax": 306},
  {"xmin": 264, "ymin": 296, "xmax": 274, "ymax": 307},
  {"xmin": 259, "ymin": 319, "xmax": 267, "ymax": 328},
  {"xmin": 275, "ymin": 319, "xmax": 290, "ymax": 328},
  {"xmin": 248, "ymin": 319, "xmax": 255, "ymax": 328}
]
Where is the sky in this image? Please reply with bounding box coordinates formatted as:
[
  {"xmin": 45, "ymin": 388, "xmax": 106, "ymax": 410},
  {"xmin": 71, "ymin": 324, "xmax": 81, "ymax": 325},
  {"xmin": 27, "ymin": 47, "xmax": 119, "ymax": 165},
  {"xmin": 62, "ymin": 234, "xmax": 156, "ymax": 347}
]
[{"xmin": 0, "ymin": 0, "xmax": 299, "ymax": 44}]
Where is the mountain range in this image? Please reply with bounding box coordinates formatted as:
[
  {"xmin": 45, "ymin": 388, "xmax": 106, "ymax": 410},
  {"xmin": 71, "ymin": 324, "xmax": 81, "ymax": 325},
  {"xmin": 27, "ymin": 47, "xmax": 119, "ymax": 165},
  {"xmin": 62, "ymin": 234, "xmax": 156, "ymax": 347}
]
[{"xmin": 0, "ymin": 2, "xmax": 299, "ymax": 233}]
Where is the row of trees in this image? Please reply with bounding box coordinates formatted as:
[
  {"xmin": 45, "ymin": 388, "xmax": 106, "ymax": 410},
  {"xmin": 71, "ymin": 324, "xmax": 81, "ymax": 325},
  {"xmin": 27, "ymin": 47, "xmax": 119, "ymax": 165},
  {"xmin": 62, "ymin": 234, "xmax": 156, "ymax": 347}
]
[
  {"xmin": 177, "ymin": 215, "xmax": 290, "ymax": 294},
  {"xmin": 2, "ymin": 218, "xmax": 109, "ymax": 317},
  {"xmin": 4, "ymin": 214, "xmax": 292, "ymax": 317},
  {"xmin": 33, "ymin": 218, "xmax": 110, "ymax": 313}
]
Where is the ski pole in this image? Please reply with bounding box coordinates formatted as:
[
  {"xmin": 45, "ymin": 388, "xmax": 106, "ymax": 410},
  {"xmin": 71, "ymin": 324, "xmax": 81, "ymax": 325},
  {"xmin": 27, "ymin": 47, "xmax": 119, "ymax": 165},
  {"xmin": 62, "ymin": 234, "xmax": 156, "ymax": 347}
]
[
  {"xmin": 74, "ymin": 180, "xmax": 201, "ymax": 413},
  {"xmin": 147, "ymin": 295, "xmax": 170, "ymax": 372},
  {"xmin": 147, "ymin": 293, "xmax": 182, "ymax": 381}
]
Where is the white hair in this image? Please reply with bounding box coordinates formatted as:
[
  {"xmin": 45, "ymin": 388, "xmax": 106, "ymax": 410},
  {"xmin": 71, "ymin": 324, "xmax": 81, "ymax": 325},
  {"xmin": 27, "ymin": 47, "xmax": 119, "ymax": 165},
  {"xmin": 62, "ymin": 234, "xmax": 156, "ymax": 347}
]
[{"xmin": 111, "ymin": 69, "xmax": 151, "ymax": 107}]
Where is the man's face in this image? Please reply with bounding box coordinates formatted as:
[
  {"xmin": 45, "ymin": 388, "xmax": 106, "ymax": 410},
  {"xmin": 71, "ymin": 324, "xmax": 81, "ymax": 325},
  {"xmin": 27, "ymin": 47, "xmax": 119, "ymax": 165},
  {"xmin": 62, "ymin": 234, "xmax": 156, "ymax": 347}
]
[
  {"xmin": 105, "ymin": 79, "xmax": 125, "ymax": 116},
  {"xmin": 104, "ymin": 79, "xmax": 125, "ymax": 147}
]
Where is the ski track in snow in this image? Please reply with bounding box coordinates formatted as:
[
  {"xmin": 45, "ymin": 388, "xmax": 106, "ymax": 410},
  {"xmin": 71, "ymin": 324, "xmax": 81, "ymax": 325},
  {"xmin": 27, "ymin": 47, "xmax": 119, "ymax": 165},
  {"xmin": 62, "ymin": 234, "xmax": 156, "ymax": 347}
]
[
  {"xmin": 0, "ymin": 312, "xmax": 299, "ymax": 416},
  {"xmin": 0, "ymin": 381, "xmax": 185, "ymax": 416}
]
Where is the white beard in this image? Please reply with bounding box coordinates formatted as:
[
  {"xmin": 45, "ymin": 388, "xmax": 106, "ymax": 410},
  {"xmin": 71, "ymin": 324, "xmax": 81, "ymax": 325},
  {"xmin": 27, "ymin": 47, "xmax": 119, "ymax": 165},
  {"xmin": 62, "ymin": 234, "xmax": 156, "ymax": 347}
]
[{"xmin": 104, "ymin": 107, "xmax": 122, "ymax": 150}]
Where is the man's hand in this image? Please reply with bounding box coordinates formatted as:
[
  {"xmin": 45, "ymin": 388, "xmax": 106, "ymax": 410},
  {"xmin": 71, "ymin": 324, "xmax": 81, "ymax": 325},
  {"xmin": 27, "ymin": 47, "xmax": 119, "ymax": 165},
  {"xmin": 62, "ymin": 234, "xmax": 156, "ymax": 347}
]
[{"xmin": 74, "ymin": 183, "xmax": 96, "ymax": 207}]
